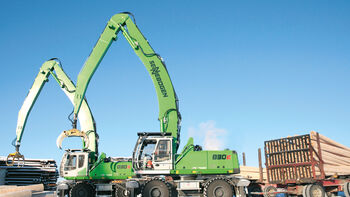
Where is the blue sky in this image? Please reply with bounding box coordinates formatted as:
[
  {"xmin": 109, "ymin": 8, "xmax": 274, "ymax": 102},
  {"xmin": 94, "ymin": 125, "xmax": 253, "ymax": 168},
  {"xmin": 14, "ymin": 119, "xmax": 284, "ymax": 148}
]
[{"xmin": 0, "ymin": 1, "xmax": 349, "ymax": 168}]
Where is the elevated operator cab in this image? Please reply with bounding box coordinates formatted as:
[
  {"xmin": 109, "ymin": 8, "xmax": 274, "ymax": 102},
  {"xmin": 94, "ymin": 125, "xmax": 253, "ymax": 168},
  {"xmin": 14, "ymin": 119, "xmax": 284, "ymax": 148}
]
[
  {"xmin": 133, "ymin": 132, "xmax": 173, "ymax": 174},
  {"xmin": 60, "ymin": 150, "xmax": 89, "ymax": 179}
]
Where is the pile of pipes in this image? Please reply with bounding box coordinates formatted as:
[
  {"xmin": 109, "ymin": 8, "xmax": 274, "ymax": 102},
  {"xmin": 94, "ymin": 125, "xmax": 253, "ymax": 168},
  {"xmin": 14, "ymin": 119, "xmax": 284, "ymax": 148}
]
[{"xmin": 0, "ymin": 157, "xmax": 58, "ymax": 191}]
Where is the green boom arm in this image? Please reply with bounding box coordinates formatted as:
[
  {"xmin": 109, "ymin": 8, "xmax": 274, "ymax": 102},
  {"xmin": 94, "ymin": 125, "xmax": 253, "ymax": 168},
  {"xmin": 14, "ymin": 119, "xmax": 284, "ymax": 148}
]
[
  {"xmin": 73, "ymin": 13, "xmax": 181, "ymax": 148},
  {"xmin": 14, "ymin": 59, "xmax": 97, "ymax": 153}
]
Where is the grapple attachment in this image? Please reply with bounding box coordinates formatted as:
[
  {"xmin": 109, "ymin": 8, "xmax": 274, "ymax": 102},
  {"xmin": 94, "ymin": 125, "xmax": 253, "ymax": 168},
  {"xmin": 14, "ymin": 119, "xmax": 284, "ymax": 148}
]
[
  {"xmin": 6, "ymin": 151, "xmax": 25, "ymax": 167},
  {"xmin": 56, "ymin": 129, "xmax": 89, "ymax": 150}
]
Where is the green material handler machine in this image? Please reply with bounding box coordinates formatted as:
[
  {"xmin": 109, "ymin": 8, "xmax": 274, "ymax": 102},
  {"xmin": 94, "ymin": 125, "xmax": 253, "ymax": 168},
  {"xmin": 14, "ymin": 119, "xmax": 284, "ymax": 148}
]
[
  {"xmin": 7, "ymin": 59, "xmax": 98, "ymax": 168},
  {"xmin": 57, "ymin": 12, "xmax": 249, "ymax": 197}
]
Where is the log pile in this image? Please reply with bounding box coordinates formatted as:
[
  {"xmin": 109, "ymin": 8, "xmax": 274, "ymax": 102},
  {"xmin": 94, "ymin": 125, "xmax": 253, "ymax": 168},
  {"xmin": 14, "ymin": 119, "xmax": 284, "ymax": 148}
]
[
  {"xmin": 310, "ymin": 131, "xmax": 350, "ymax": 176},
  {"xmin": 0, "ymin": 157, "xmax": 58, "ymax": 191}
]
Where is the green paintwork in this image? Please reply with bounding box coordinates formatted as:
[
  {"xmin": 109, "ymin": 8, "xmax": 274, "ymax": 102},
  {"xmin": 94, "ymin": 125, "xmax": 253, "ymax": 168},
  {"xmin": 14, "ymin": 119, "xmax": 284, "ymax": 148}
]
[
  {"xmin": 175, "ymin": 150, "xmax": 239, "ymax": 174},
  {"xmin": 89, "ymin": 160, "xmax": 134, "ymax": 180},
  {"xmin": 69, "ymin": 12, "xmax": 239, "ymax": 180},
  {"xmin": 14, "ymin": 59, "xmax": 97, "ymax": 154},
  {"xmin": 174, "ymin": 138, "xmax": 240, "ymax": 175},
  {"xmin": 64, "ymin": 152, "xmax": 134, "ymax": 180},
  {"xmin": 72, "ymin": 13, "xmax": 180, "ymax": 148}
]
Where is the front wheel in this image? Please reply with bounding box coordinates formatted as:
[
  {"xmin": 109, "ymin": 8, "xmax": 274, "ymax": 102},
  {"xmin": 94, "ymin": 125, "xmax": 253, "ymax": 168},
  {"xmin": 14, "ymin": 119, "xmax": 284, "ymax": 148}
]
[
  {"xmin": 70, "ymin": 183, "xmax": 95, "ymax": 197},
  {"xmin": 204, "ymin": 179, "xmax": 233, "ymax": 197},
  {"xmin": 344, "ymin": 182, "xmax": 350, "ymax": 197},
  {"xmin": 142, "ymin": 180, "xmax": 170, "ymax": 197}
]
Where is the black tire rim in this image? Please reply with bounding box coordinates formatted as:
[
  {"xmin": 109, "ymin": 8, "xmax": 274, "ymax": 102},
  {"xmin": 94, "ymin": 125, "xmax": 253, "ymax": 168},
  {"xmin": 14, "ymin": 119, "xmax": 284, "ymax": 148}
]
[
  {"xmin": 213, "ymin": 186, "xmax": 225, "ymax": 197},
  {"xmin": 149, "ymin": 186, "xmax": 162, "ymax": 197},
  {"xmin": 78, "ymin": 189, "xmax": 87, "ymax": 196}
]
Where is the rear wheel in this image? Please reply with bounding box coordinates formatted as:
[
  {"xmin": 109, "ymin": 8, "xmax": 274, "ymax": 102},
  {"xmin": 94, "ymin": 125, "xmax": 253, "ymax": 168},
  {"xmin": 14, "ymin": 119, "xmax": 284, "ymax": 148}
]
[
  {"xmin": 344, "ymin": 182, "xmax": 350, "ymax": 197},
  {"xmin": 204, "ymin": 179, "xmax": 233, "ymax": 197},
  {"xmin": 303, "ymin": 185, "xmax": 311, "ymax": 197},
  {"xmin": 306, "ymin": 184, "xmax": 325, "ymax": 197},
  {"xmin": 142, "ymin": 180, "xmax": 170, "ymax": 197},
  {"xmin": 70, "ymin": 183, "xmax": 95, "ymax": 197},
  {"xmin": 263, "ymin": 185, "xmax": 277, "ymax": 197}
]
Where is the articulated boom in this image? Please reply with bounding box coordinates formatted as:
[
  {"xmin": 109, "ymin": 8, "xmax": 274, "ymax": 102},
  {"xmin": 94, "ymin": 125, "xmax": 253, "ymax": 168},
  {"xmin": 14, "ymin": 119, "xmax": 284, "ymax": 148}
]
[
  {"xmin": 72, "ymin": 13, "xmax": 181, "ymax": 150},
  {"xmin": 8, "ymin": 59, "xmax": 98, "ymax": 166},
  {"xmin": 58, "ymin": 13, "xmax": 243, "ymax": 197}
]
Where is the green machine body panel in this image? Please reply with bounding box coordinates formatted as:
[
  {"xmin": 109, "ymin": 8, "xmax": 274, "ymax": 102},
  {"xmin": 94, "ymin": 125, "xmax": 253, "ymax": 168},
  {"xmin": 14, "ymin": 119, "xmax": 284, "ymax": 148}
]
[
  {"xmin": 174, "ymin": 150, "xmax": 240, "ymax": 175},
  {"xmin": 63, "ymin": 152, "xmax": 134, "ymax": 180},
  {"xmin": 89, "ymin": 161, "xmax": 134, "ymax": 180}
]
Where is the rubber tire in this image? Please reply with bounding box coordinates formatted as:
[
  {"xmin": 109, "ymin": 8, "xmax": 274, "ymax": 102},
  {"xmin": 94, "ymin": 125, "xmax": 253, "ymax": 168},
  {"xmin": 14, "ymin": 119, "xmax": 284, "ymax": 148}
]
[
  {"xmin": 57, "ymin": 190, "xmax": 65, "ymax": 197},
  {"xmin": 303, "ymin": 185, "xmax": 311, "ymax": 197},
  {"xmin": 116, "ymin": 186, "xmax": 130, "ymax": 197},
  {"xmin": 206, "ymin": 179, "xmax": 233, "ymax": 197},
  {"xmin": 171, "ymin": 187, "xmax": 178, "ymax": 197},
  {"xmin": 306, "ymin": 184, "xmax": 325, "ymax": 197},
  {"xmin": 248, "ymin": 184, "xmax": 263, "ymax": 197},
  {"xmin": 70, "ymin": 183, "xmax": 95, "ymax": 197},
  {"xmin": 142, "ymin": 180, "xmax": 170, "ymax": 197},
  {"xmin": 344, "ymin": 182, "xmax": 350, "ymax": 197},
  {"xmin": 263, "ymin": 185, "xmax": 277, "ymax": 197}
]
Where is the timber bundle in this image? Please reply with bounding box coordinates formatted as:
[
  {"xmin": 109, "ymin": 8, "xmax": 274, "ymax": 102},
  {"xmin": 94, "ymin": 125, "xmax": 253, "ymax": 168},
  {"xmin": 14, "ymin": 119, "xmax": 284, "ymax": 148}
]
[
  {"xmin": 310, "ymin": 131, "xmax": 350, "ymax": 176},
  {"xmin": 265, "ymin": 131, "xmax": 350, "ymax": 184},
  {"xmin": 239, "ymin": 131, "xmax": 350, "ymax": 184}
]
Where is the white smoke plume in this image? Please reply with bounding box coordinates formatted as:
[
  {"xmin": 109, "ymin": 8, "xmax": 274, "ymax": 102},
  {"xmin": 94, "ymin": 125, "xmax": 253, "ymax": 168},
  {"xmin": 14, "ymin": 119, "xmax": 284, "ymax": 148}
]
[{"xmin": 188, "ymin": 120, "xmax": 227, "ymax": 150}]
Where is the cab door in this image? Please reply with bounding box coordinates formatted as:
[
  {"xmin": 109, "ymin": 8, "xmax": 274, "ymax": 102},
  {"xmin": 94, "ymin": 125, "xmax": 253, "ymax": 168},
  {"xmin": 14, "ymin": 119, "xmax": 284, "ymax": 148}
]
[
  {"xmin": 61, "ymin": 152, "xmax": 88, "ymax": 178},
  {"xmin": 152, "ymin": 139, "xmax": 173, "ymax": 170},
  {"xmin": 62, "ymin": 154, "xmax": 78, "ymax": 178}
]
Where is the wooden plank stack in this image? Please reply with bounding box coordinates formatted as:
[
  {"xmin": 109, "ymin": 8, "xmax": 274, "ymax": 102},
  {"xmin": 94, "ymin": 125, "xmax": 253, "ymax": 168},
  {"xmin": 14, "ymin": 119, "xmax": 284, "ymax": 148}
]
[
  {"xmin": 310, "ymin": 131, "xmax": 350, "ymax": 176},
  {"xmin": 265, "ymin": 133, "xmax": 315, "ymax": 184},
  {"xmin": 240, "ymin": 131, "xmax": 350, "ymax": 184},
  {"xmin": 238, "ymin": 166, "xmax": 267, "ymax": 181}
]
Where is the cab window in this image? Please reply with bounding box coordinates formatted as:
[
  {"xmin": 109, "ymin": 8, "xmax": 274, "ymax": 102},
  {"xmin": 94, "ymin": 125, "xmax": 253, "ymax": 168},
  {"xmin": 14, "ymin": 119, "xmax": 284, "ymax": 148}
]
[
  {"xmin": 64, "ymin": 155, "xmax": 77, "ymax": 171},
  {"xmin": 78, "ymin": 155, "xmax": 85, "ymax": 168},
  {"xmin": 154, "ymin": 140, "xmax": 171, "ymax": 161},
  {"xmin": 140, "ymin": 139, "xmax": 157, "ymax": 160}
]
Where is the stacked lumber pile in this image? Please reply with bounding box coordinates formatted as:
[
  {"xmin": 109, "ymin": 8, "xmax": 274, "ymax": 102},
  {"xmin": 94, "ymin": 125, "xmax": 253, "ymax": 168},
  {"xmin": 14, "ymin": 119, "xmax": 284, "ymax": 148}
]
[
  {"xmin": 238, "ymin": 166, "xmax": 267, "ymax": 181},
  {"xmin": 0, "ymin": 157, "xmax": 58, "ymax": 191},
  {"xmin": 238, "ymin": 131, "xmax": 350, "ymax": 183},
  {"xmin": 310, "ymin": 131, "xmax": 350, "ymax": 176}
]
